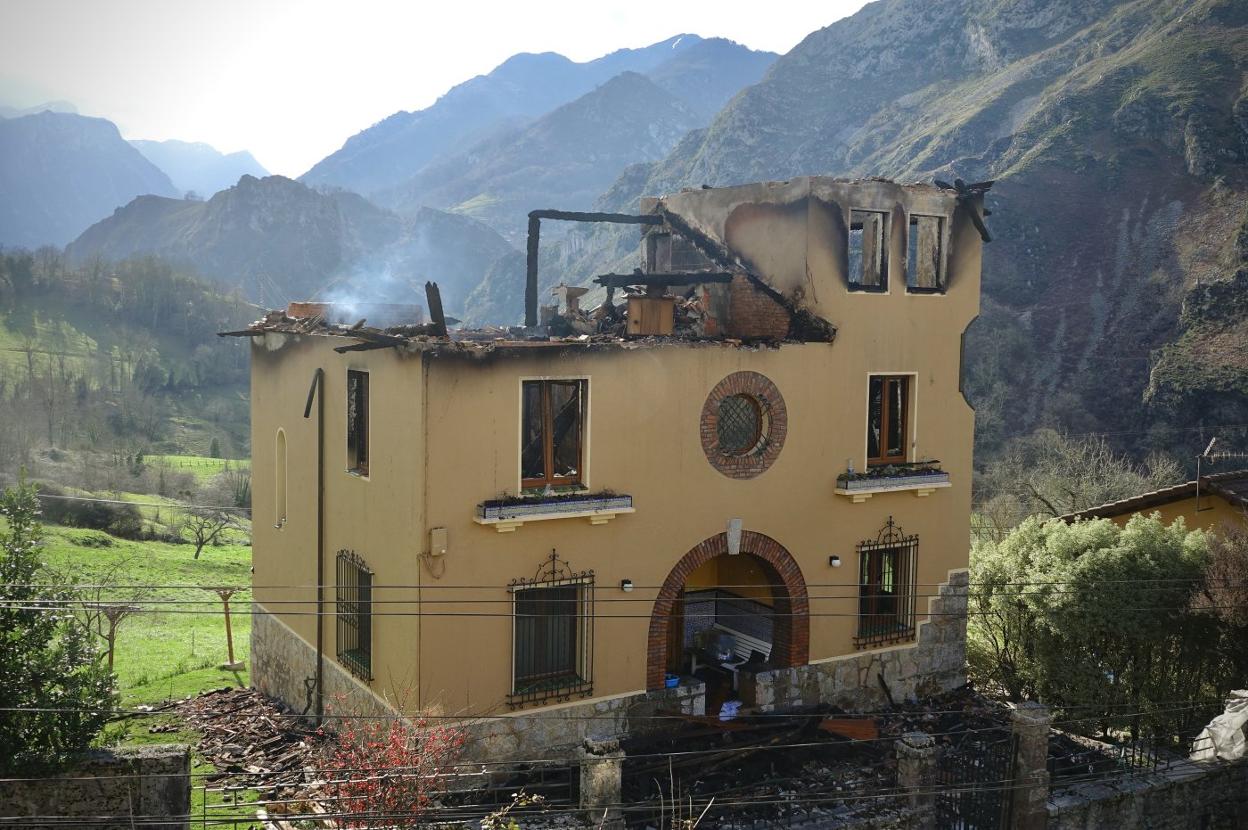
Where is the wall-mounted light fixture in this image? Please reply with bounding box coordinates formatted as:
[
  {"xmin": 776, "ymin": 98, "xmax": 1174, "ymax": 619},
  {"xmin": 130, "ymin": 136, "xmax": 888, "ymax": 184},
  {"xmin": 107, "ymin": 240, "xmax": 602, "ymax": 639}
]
[
  {"xmin": 828, "ymin": 555, "xmax": 842, "ymax": 568},
  {"xmin": 620, "ymin": 579, "xmax": 634, "ymax": 592}
]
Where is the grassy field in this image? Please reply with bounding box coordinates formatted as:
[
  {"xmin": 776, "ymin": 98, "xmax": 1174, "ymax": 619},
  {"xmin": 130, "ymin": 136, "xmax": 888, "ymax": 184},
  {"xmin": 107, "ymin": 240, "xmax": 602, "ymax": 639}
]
[
  {"xmin": 149, "ymin": 454, "xmax": 251, "ymax": 482},
  {"xmin": 39, "ymin": 524, "xmax": 253, "ymax": 706},
  {"xmin": 33, "ymin": 521, "xmax": 259, "ymax": 827}
]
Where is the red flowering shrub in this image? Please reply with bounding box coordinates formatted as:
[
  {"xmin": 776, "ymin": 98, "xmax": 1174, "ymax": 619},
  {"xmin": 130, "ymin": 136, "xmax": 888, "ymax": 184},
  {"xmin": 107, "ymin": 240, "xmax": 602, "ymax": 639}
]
[{"xmin": 318, "ymin": 705, "xmax": 466, "ymax": 828}]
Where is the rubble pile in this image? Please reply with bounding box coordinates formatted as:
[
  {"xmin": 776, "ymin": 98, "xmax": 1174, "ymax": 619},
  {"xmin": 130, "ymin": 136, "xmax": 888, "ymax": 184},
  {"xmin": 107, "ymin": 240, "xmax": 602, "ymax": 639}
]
[
  {"xmin": 171, "ymin": 687, "xmax": 326, "ymax": 797},
  {"xmin": 619, "ymin": 686, "xmax": 1014, "ymax": 828}
]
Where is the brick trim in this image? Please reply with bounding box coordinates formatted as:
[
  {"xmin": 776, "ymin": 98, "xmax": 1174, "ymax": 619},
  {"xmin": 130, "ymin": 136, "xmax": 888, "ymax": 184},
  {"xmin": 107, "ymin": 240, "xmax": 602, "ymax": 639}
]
[
  {"xmin": 646, "ymin": 531, "xmax": 810, "ymax": 691},
  {"xmin": 700, "ymin": 371, "xmax": 787, "ymax": 479}
]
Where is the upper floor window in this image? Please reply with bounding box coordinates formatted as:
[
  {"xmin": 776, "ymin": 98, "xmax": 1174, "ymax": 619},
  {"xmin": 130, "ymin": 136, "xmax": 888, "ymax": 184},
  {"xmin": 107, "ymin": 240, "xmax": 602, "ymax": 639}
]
[
  {"xmin": 346, "ymin": 370, "xmax": 369, "ymax": 476},
  {"xmin": 336, "ymin": 549, "xmax": 373, "ymax": 680},
  {"xmin": 867, "ymin": 375, "xmax": 909, "ymax": 466},
  {"xmin": 907, "ymin": 214, "xmax": 945, "ymax": 292},
  {"xmin": 521, "ymin": 379, "xmax": 587, "ymax": 489},
  {"xmin": 848, "ymin": 209, "xmax": 889, "ymax": 290}
]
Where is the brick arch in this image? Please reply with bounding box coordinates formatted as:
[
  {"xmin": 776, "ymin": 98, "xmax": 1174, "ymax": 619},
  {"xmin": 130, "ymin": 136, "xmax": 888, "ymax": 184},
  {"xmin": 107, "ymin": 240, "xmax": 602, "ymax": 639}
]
[{"xmin": 646, "ymin": 531, "xmax": 810, "ymax": 691}]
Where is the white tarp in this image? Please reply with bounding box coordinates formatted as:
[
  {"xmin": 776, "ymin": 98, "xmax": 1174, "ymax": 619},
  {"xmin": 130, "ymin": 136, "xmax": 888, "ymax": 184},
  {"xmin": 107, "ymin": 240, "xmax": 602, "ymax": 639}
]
[{"xmin": 1190, "ymin": 689, "xmax": 1248, "ymax": 762}]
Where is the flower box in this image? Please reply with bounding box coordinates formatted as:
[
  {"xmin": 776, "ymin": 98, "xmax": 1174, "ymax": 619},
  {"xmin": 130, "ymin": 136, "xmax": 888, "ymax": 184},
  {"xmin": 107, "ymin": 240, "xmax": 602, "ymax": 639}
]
[
  {"xmin": 474, "ymin": 492, "xmax": 635, "ymax": 532},
  {"xmin": 834, "ymin": 466, "xmax": 950, "ymax": 503}
]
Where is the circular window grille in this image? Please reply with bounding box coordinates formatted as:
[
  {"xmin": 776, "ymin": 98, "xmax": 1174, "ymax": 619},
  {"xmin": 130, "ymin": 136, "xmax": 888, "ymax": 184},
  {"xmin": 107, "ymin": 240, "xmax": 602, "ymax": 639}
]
[
  {"xmin": 717, "ymin": 394, "xmax": 764, "ymax": 456},
  {"xmin": 700, "ymin": 372, "xmax": 787, "ymax": 479}
]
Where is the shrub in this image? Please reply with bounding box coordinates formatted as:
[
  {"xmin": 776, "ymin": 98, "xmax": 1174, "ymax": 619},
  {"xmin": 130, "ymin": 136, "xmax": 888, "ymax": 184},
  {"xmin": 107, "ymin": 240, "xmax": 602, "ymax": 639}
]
[
  {"xmin": 318, "ymin": 704, "xmax": 465, "ymax": 828},
  {"xmin": 36, "ymin": 484, "xmax": 145, "ymax": 540},
  {"xmin": 0, "ymin": 481, "xmax": 115, "ymax": 773},
  {"xmin": 968, "ymin": 513, "xmax": 1221, "ymax": 739}
]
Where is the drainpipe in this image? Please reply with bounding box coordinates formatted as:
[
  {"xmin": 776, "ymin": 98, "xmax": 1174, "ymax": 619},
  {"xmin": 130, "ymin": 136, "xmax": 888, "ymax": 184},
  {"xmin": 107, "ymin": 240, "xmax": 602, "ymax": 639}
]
[{"xmin": 303, "ymin": 368, "xmax": 325, "ymax": 725}]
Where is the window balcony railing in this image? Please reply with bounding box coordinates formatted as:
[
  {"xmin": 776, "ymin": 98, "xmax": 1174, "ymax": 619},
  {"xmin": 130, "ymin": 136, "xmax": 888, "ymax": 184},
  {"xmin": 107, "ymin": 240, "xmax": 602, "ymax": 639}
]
[
  {"xmin": 474, "ymin": 491, "xmax": 634, "ymax": 533},
  {"xmin": 835, "ymin": 461, "xmax": 950, "ymax": 503}
]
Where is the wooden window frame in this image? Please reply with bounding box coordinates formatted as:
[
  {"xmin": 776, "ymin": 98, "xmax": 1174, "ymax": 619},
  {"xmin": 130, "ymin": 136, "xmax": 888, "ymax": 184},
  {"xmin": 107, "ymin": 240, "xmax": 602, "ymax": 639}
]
[
  {"xmin": 867, "ymin": 375, "xmax": 911, "ymax": 467},
  {"xmin": 520, "ymin": 378, "xmax": 587, "ymax": 490},
  {"xmin": 847, "ymin": 208, "xmax": 891, "ymax": 292},
  {"xmin": 346, "ymin": 369, "xmax": 369, "ymax": 477},
  {"xmin": 906, "ymin": 213, "xmax": 946, "ymax": 294}
]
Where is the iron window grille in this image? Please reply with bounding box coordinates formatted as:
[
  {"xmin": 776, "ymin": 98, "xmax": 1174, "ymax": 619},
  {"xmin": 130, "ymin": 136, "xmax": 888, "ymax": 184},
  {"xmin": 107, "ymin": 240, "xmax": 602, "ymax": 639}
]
[
  {"xmin": 508, "ymin": 551, "xmax": 594, "ymax": 707},
  {"xmin": 336, "ymin": 549, "xmax": 373, "ymax": 680},
  {"xmin": 855, "ymin": 517, "xmax": 918, "ymax": 649},
  {"xmin": 346, "ymin": 370, "xmax": 369, "ymax": 475},
  {"xmin": 717, "ymin": 394, "xmax": 766, "ymax": 456}
]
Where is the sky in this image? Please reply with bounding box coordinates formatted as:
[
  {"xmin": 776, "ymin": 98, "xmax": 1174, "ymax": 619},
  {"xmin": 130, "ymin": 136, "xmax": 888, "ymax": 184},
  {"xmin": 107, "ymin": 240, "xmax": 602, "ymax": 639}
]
[{"xmin": 0, "ymin": 0, "xmax": 868, "ymax": 177}]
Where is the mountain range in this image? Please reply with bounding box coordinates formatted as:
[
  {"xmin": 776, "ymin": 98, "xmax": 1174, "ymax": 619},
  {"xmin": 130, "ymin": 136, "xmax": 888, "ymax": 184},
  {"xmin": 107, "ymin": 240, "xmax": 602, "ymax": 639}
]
[
  {"xmin": 0, "ymin": 111, "xmax": 178, "ymax": 247},
  {"xmin": 301, "ymin": 35, "xmax": 774, "ymax": 198},
  {"xmin": 12, "ymin": 5, "xmax": 1248, "ymax": 459},
  {"xmin": 579, "ymin": 0, "xmax": 1248, "ymax": 456},
  {"xmin": 130, "ymin": 139, "xmax": 269, "ymax": 198},
  {"xmin": 65, "ymin": 174, "xmax": 513, "ymax": 314}
]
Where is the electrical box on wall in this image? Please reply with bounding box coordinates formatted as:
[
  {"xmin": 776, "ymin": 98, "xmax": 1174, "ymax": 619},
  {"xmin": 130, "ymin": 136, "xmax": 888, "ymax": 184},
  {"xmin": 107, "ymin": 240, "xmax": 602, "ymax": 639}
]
[{"xmin": 430, "ymin": 527, "xmax": 448, "ymax": 557}]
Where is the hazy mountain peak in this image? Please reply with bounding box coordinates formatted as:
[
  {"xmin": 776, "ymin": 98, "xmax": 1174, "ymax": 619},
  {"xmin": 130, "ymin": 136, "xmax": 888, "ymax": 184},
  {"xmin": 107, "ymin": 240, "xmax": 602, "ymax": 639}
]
[
  {"xmin": 0, "ymin": 111, "xmax": 176, "ymax": 247},
  {"xmin": 130, "ymin": 138, "xmax": 268, "ymax": 198},
  {"xmin": 299, "ymin": 33, "xmax": 720, "ymax": 194},
  {"xmin": 0, "ymin": 99, "xmax": 78, "ymax": 118}
]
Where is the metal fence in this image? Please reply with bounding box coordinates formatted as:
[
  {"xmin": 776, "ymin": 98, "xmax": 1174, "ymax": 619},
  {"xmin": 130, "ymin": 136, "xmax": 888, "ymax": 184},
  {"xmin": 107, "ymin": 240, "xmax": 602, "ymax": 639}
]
[{"xmin": 935, "ymin": 729, "xmax": 1018, "ymax": 830}]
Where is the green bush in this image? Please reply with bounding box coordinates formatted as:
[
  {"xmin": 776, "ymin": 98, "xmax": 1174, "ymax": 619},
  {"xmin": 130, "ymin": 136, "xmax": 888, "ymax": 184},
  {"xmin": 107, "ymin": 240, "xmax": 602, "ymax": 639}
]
[
  {"xmin": 0, "ymin": 481, "xmax": 115, "ymax": 773},
  {"xmin": 968, "ymin": 513, "xmax": 1224, "ymax": 739},
  {"xmin": 36, "ymin": 485, "xmax": 145, "ymax": 540}
]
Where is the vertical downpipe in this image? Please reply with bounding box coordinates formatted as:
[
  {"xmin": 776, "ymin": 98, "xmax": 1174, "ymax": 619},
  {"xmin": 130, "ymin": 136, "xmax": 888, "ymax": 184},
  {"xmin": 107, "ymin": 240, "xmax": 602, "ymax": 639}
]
[{"xmin": 303, "ymin": 368, "xmax": 326, "ymax": 725}]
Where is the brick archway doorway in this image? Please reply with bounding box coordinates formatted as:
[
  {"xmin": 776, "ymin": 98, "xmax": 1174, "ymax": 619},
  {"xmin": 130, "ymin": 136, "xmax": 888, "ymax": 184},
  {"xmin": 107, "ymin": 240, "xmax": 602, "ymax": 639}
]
[{"xmin": 646, "ymin": 531, "xmax": 809, "ymax": 691}]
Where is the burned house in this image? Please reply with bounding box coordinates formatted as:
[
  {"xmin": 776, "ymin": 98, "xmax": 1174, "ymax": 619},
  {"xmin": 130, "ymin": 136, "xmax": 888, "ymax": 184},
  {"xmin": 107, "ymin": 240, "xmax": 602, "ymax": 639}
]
[{"xmin": 236, "ymin": 176, "xmax": 990, "ymax": 760}]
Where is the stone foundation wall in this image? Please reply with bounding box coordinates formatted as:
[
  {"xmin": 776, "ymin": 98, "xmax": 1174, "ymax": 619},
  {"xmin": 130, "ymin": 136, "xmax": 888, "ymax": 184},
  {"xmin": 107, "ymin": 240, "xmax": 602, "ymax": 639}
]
[
  {"xmin": 250, "ymin": 602, "xmax": 394, "ymax": 721},
  {"xmin": 741, "ymin": 570, "xmax": 968, "ymax": 712},
  {"xmin": 0, "ymin": 744, "xmax": 190, "ymax": 830},
  {"xmin": 1048, "ymin": 758, "xmax": 1248, "ymax": 830},
  {"xmin": 252, "ymin": 570, "xmax": 966, "ymax": 762},
  {"xmin": 251, "ymin": 602, "xmax": 705, "ymax": 761}
]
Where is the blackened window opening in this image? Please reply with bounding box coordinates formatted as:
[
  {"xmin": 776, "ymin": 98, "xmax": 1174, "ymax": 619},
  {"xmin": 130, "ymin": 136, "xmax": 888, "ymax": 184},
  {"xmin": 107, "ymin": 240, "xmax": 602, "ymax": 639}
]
[
  {"xmin": 346, "ymin": 370, "xmax": 369, "ymax": 475},
  {"xmin": 855, "ymin": 527, "xmax": 918, "ymax": 649},
  {"xmin": 717, "ymin": 394, "xmax": 764, "ymax": 456},
  {"xmin": 521, "ymin": 379, "xmax": 586, "ymax": 488},
  {"xmin": 336, "ymin": 550, "xmax": 373, "ymax": 679},
  {"xmin": 867, "ymin": 375, "xmax": 909, "ymax": 465},
  {"xmin": 848, "ymin": 209, "xmax": 889, "ymax": 289},
  {"xmin": 907, "ymin": 215, "xmax": 944, "ymax": 291}
]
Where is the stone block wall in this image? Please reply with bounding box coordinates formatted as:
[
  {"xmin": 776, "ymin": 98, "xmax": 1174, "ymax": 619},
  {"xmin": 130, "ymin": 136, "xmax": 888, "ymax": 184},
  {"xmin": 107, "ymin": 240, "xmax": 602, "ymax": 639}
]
[
  {"xmin": 1048, "ymin": 758, "xmax": 1248, "ymax": 829},
  {"xmin": 741, "ymin": 570, "xmax": 968, "ymax": 712},
  {"xmin": 250, "ymin": 602, "xmax": 393, "ymax": 722},
  {"xmin": 0, "ymin": 744, "xmax": 190, "ymax": 830},
  {"xmin": 253, "ymin": 602, "xmax": 707, "ymax": 762}
]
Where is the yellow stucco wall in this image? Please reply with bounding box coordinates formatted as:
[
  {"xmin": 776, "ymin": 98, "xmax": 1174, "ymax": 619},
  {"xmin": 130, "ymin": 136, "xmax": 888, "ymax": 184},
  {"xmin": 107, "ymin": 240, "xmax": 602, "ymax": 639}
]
[
  {"xmin": 249, "ymin": 179, "xmax": 983, "ymax": 716},
  {"xmin": 1103, "ymin": 496, "xmax": 1246, "ymax": 535}
]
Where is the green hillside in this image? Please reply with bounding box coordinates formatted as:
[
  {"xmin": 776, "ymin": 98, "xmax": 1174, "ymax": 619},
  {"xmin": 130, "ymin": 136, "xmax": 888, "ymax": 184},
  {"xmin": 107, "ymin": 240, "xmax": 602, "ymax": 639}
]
[{"xmin": 0, "ymin": 250, "xmax": 255, "ymax": 481}]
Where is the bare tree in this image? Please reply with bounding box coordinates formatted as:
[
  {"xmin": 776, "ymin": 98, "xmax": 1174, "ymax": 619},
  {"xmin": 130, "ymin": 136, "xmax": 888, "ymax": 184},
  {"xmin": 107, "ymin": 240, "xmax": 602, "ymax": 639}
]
[
  {"xmin": 978, "ymin": 429, "xmax": 1184, "ymax": 521},
  {"xmin": 181, "ymin": 508, "xmax": 241, "ymax": 559},
  {"xmin": 59, "ymin": 556, "xmax": 149, "ymax": 671}
]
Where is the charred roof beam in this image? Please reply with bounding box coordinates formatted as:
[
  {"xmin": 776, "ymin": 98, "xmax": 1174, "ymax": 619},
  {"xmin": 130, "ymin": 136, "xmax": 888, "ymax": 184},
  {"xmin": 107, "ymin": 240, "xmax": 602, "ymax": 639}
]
[
  {"xmin": 525, "ymin": 210, "xmax": 664, "ymax": 326},
  {"xmin": 593, "ymin": 271, "xmax": 735, "ymax": 289}
]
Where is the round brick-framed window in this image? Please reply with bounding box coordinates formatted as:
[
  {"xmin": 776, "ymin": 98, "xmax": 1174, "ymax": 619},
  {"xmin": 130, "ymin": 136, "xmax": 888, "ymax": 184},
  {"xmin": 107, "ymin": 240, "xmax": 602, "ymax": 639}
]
[{"xmin": 700, "ymin": 371, "xmax": 787, "ymax": 478}]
